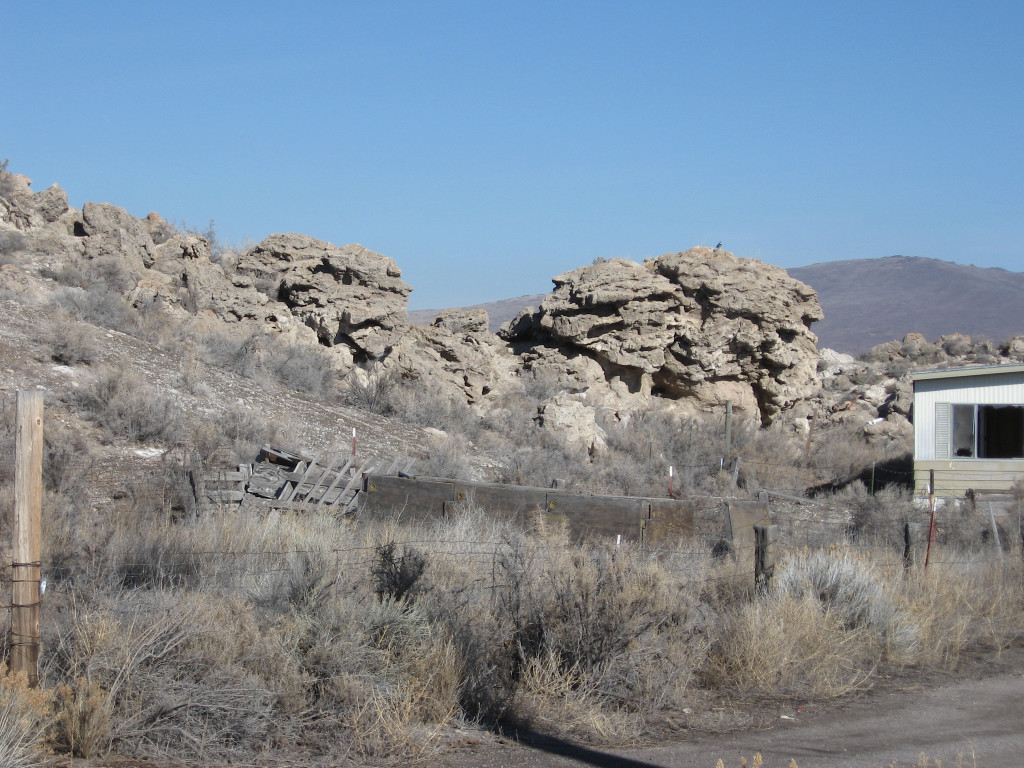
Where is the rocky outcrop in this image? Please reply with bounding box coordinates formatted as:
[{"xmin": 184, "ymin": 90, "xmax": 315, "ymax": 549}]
[
  {"xmin": 503, "ymin": 248, "xmax": 824, "ymax": 424},
  {"xmin": 80, "ymin": 202, "xmax": 158, "ymax": 269},
  {"xmin": 388, "ymin": 309, "xmax": 519, "ymax": 404},
  {"xmin": 1, "ymin": 179, "xmax": 70, "ymax": 232},
  {"xmin": 536, "ymin": 395, "xmax": 608, "ymax": 453},
  {"xmin": 1, "ymin": 166, "xmax": 841, "ymax": 437},
  {"xmin": 236, "ymin": 234, "xmax": 411, "ymax": 362}
]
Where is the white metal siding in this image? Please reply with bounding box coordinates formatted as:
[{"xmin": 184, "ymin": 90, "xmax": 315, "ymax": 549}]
[{"xmin": 914, "ymin": 370, "xmax": 1024, "ymax": 461}]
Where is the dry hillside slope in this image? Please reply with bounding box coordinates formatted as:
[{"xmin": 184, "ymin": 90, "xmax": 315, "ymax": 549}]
[{"xmin": 789, "ymin": 255, "xmax": 1024, "ymax": 354}]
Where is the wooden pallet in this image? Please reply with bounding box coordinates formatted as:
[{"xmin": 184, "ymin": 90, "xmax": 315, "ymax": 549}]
[{"xmin": 191, "ymin": 445, "xmax": 414, "ymax": 515}]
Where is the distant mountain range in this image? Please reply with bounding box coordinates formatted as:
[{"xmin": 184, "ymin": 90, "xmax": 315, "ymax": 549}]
[{"xmin": 409, "ymin": 256, "xmax": 1024, "ymax": 355}]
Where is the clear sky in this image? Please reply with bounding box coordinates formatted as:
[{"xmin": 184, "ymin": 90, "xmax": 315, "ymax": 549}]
[{"xmin": 3, "ymin": 1, "xmax": 1022, "ymax": 309}]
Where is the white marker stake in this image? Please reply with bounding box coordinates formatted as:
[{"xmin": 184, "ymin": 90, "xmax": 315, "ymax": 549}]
[
  {"xmin": 668, "ymin": 465, "xmax": 674, "ymax": 498},
  {"xmin": 351, "ymin": 427, "xmax": 357, "ymax": 457}
]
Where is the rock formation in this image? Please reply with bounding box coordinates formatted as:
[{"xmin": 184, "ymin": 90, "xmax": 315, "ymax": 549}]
[
  {"xmin": 389, "ymin": 309, "xmax": 518, "ymax": 404},
  {"xmin": 502, "ymin": 248, "xmax": 824, "ymax": 424},
  {"xmin": 1, "ymin": 171, "xmax": 845, "ymax": 438},
  {"xmin": 236, "ymin": 234, "xmax": 411, "ymax": 363}
]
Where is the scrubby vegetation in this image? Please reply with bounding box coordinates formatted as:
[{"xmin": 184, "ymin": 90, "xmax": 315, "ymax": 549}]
[
  {"xmin": 2, "ymin": 158, "xmax": 1021, "ymax": 764},
  {"xmin": 0, "ymin": 497, "xmax": 1016, "ymax": 765}
]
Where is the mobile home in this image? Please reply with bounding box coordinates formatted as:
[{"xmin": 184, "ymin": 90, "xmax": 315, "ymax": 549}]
[{"xmin": 912, "ymin": 363, "xmax": 1024, "ymax": 496}]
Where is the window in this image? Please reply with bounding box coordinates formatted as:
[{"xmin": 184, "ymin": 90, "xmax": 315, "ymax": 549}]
[
  {"xmin": 947, "ymin": 404, "xmax": 1024, "ymax": 459},
  {"xmin": 952, "ymin": 404, "xmax": 976, "ymax": 457}
]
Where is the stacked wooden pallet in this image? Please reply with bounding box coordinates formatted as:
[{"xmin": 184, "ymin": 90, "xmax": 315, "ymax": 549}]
[{"xmin": 190, "ymin": 445, "xmax": 414, "ymax": 514}]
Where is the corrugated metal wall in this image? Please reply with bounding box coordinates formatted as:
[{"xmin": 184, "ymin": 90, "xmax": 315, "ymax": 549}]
[
  {"xmin": 914, "ymin": 370, "xmax": 1024, "ymax": 460},
  {"xmin": 914, "ymin": 369, "xmax": 1024, "ymax": 493}
]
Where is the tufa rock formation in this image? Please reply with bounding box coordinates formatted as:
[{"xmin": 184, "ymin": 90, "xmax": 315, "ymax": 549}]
[
  {"xmin": 2, "ymin": 171, "xmax": 844, "ymax": 437},
  {"xmin": 502, "ymin": 248, "xmax": 823, "ymax": 424},
  {"xmin": 235, "ymin": 234, "xmax": 411, "ymax": 363}
]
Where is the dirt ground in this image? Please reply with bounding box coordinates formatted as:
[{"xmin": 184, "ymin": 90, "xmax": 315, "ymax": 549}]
[{"xmin": 435, "ymin": 645, "xmax": 1024, "ymax": 768}]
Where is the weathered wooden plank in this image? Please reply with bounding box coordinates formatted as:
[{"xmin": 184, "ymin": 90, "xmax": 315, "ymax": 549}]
[
  {"xmin": 545, "ymin": 493, "xmax": 648, "ymax": 541},
  {"xmin": 284, "ymin": 455, "xmax": 324, "ymax": 503},
  {"xmin": 452, "ymin": 482, "xmax": 548, "ymax": 521},
  {"xmin": 247, "ymin": 463, "xmax": 290, "ymax": 499},
  {"xmin": 199, "ymin": 470, "xmax": 248, "ymax": 483},
  {"xmin": 313, "ymin": 457, "xmax": 355, "ymax": 511},
  {"xmin": 337, "ymin": 458, "xmax": 381, "ymax": 513},
  {"xmin": 361, "ymin": 474, "xmax": 456, "ymax": 519},
  {"xmin": 644, "ymin": 500, "xmax": 696, "ymax": 546},
  {"xmin": 189, "ymin": 469, "xmax": 206, "ymax": 507},
  {"xmin": 204, "ymin": 490, "xmax": 245, "ymax": 503},
  {"xmin": 723, "ymin": 500, "xmax": 770, "ymax": 558},
  {"xmin": 258, "ymin": 445, "xmax": 310, "ymax": 467},
  {"xmin": 13, "ymin": 391, "xmax": 43, "ymax": 685}
]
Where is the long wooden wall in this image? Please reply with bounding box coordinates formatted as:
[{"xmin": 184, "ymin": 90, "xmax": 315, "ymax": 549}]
[{"xmin": 357, "ymin": 474, "xmax": 694, "ymax": 546}]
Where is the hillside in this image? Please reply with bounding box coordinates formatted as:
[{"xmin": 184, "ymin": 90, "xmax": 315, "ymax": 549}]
[
  {"xmin": 5, "ymin": 166, "xmax": 1024, "ymax": 767},
  {"xmin": 409, "ymin": 294, "xmax": 546, "ymax": 332},
  {"xmin": 412, "ymin": 256, "xmax": 1024, "ymax": 355},
  {"xmin": 789, "ymin": 256, "xmax": 1024, "ymax": 354}
]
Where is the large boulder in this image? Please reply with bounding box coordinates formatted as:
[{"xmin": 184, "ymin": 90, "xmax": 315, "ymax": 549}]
[
  {"xmin": 1, "ymin": 182, "xmax": 70, "ymax": 232},
  {"xmin": 389, "ymin": 308, "xmax": 519, "ymax": 403},
  {"xmin": 502, "ymin": 247, "xmax": 824, "ymax": 423},
  {"xmin": 536, "ymin": 394, "xmax": 608, "ymax": 454},
  {"xmin": 80, "ymin": 201, "xmax": 157, "ymax": 270},
  {"xmin": 236, "ymin": 234, "xmax": 412, "ymax": 362}
]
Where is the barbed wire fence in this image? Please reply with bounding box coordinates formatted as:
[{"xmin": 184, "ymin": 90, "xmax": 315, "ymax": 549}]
[{"xmin": 4, "ymin": 394, "xmax": 1023, "ymax": 671}]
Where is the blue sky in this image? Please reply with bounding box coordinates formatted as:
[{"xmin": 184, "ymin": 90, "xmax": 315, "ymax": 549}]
[{"xmin": 3, "ymin": 1, "xmax": 1022, "ymax": 309}]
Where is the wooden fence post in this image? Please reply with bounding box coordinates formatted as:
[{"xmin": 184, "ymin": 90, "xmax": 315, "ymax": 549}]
[
  {"xmin": 903, "ymin": 522, "xmax": 922, "ymax": 570},
  {"xmin": 925, "ymin": 469, "xmax": 936, "ymax": 568},
  {"xmin": 724, "ymin": 401, "xmax": 733, "ymax": 457},
  {"xmin": 11, "ymin": 391, "xmax": 42, "ymax": 686},
  {"xmin": 754, "ymin": 523, "xmax": 777, "ymax": 593}
]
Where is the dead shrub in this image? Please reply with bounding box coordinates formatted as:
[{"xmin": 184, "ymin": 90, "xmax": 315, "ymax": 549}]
[
  {"xmin": 704, "ymin": 593, "xmax": 877, "ymax": 698},
  {"xmin": 52, "ymin": 287, "xmax": 141, "ymax": 335},
  {"xmin": 201, "ymin": 329, "xmax": 337, "ymax": 397},
  {"xmin": 390, "ymin": 377, "xmax": 481, "ymax": 438},
  {"xmin": 372, "ymin": 543, "xmax": 426, "ymax": 604},
  {"xmin": 0, "ymin": 231, "xmax": 26, "ymax": 260},
  {"xmin": 48, "ymin": 595, "xmax": 288, "ymax": 763},
  {"xmin": 72, "ymin": 366, "xmax": 184, "ymax": 445},
  {"xmin": 773, "ymin": 550, "xmax": 919, "ymax": 660},
  {"xmin": 844, "ymin": 483, "xmax": 919, "ymax": 544},
  {"xmin": 0, "ymin": 672, "xmax": 49, "ymax": 768},
  {"xmin": 210, "ymin": 407, "xmax": 278, "ymax": 464},
  {"xmin": 52, "ymin": 677, "xmax": 111, "ymax": 758},
  {"xmin": 903, "ymin": 556, "xmax": 1024, "ymax": 667},
  {"xmin": 341, "ymin": 367, "xmax": 399, "ymax": 415},
  {"xmin": 416, "ymin": 435, "xmax": 473, "ymax": 479},
  {"xmin": 704, "ymin": 548, "xmax": 933, "ymax": 697},
  {"xmin": 808, "ymin": 422, "xmax": 878, "ymax": 489}
]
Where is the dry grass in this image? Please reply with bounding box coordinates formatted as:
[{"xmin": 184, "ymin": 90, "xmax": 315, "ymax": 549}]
[
  {"xmin": 0, "ymin": 673, "xmax": 49, "ymax": 768},
  {"xmin": 24, "ymin": 474, "xmax": 1024, "ymax": 763}
]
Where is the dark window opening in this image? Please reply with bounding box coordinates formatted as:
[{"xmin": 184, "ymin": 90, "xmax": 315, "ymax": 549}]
[
  {"xmin": 979, "ymin": 405, "xmax": 1024, "ymax": 459},
  {"xmin": 950, "ymin": 404, "xmax": 1024, "ymax": 459}
]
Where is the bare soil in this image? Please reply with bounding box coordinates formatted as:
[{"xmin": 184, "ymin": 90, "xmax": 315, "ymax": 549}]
[{"xmin": 431, "ymin": 644, "xmax": 1024, "ymax": 768}]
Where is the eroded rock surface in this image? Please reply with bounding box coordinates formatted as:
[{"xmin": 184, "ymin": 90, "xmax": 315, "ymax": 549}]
[
  {"xmin": 389, "ymin": 309, "xmax": 518, "ymax": 404},
  {"xmin": 237, "ymin": 234, "xmax": 411, "ymax": 362},
  {"xmin": 503, "ymin": 248, "xmax": 824, "ymax": 424},
  {"xmin": 1, "ymin": 171, "xmax": 842, "ymax": 437}
]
